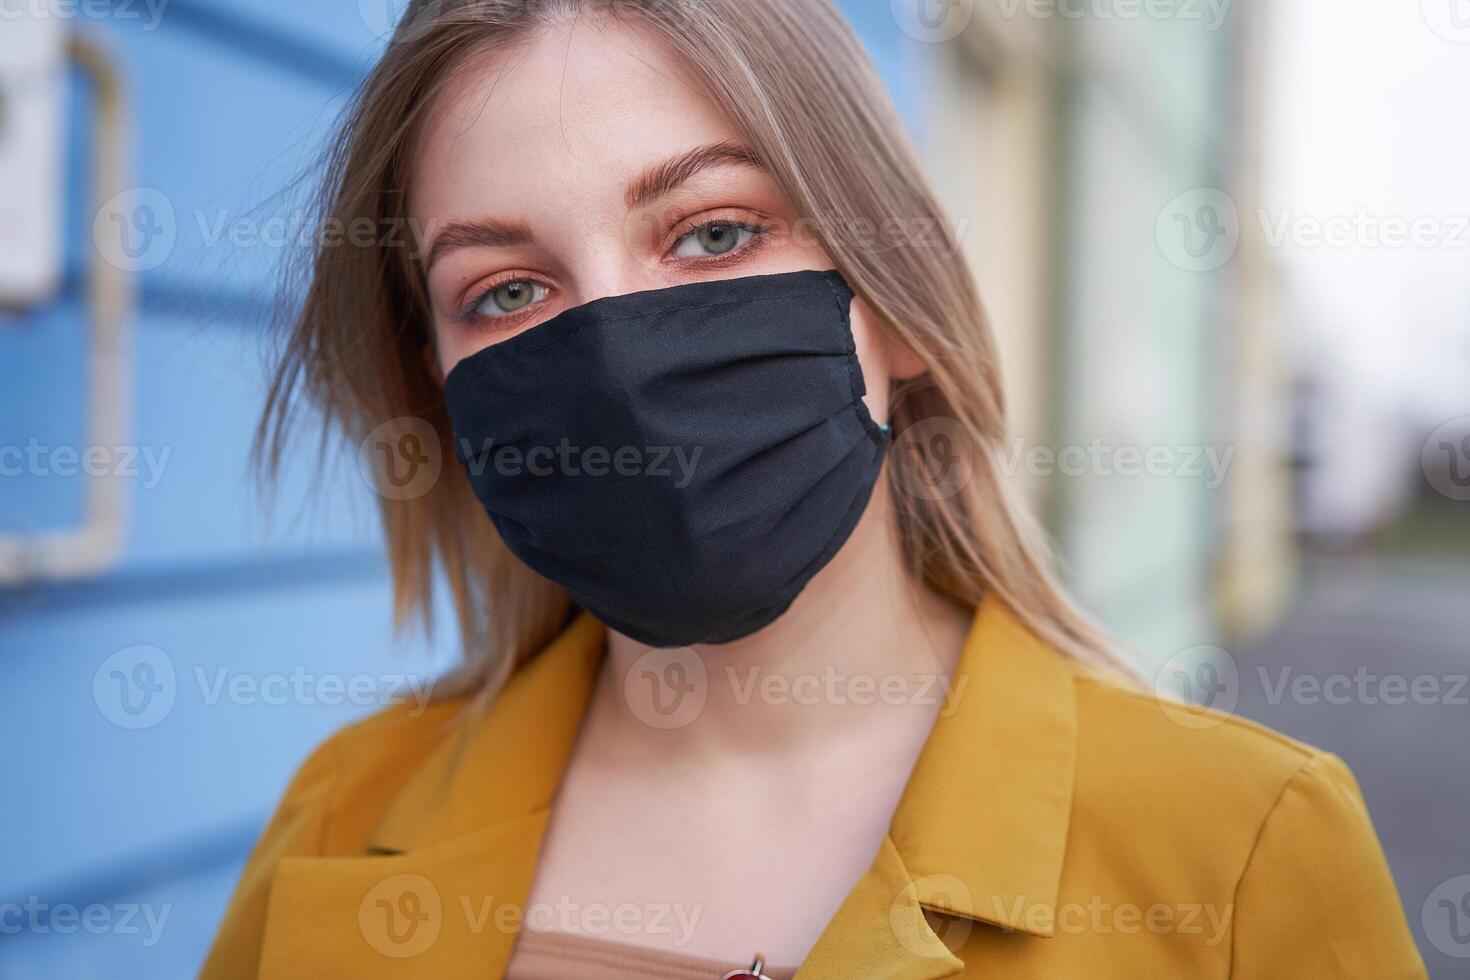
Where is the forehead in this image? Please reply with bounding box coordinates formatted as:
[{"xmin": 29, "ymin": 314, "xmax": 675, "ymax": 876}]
[{"xmin": 410, "ymin": 17, "xmax": 742, "ymax": 222}]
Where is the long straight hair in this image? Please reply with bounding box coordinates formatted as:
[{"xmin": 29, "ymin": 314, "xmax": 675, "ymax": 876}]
[{"xmin": 258, "ymin": 0, "xmax": 1133, "ymax": 696}]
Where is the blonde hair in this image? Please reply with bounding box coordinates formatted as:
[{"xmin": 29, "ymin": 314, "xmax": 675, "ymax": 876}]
[{"xmin": 258, "ymin": 0, "xmax": 1133, "ymax": 695}]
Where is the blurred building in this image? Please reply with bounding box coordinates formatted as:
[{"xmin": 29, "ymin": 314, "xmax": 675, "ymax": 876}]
[{"xmin": 914, "ymin": 0, "xmax": 1297, "ymax": 654}]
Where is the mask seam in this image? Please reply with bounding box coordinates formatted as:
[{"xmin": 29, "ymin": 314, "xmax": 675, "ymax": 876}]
[{"xmin": 818, "ymin": 272, "xmax": 887, "ymax": 444}]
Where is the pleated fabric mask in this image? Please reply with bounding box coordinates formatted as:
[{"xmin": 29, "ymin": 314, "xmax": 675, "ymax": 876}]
[{"xmin": 443, "ymin": 269, "xmax": 890, "ymax": 648}]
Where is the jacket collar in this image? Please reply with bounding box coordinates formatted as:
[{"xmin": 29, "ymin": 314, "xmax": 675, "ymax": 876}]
[
  {"xmin": 794, "ymin": 600, "xmax": 1080, "ymax": 978},
  {"xmin": 350, "ymin": 598, "xmax": 1080, "ymax": 971},
  {"xmin": 256, "ymin": 616, "xmax": 609, "ymax": 978},
  {"xmin": 367, "ymin": 611, "xmax": 606, "ymax": 853},
  {"xmin": 887, "ymin": 598, "xmax": 1080, "ymax": 937}
]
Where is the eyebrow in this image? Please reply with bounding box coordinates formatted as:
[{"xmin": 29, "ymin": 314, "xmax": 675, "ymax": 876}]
[
  {"xmin": 421, "ymin": 141, "xmax": 763, "ymax": 274},
  {"xmin": 624, "ymin": 140, "xmax": 764, "ymax": 210},
  {"xmin": 423, "ymin": 218, "xmax": 535, "ymax": 275}
]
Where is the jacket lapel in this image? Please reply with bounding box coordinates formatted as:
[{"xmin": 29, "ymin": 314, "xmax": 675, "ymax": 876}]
[
  {"xmin": 257, "ymin": 811, "xmax": 549, "ymax": 977},
  {"xmin": 257, "ymin": 613, "xmax": 606, "ymax": 978},
  {"xmin": 797, "ymin": 599, "xmax": 1081, "ymax": 976},
  {"xmin": 796, "ymin": 836, "xmax": 965, "ymax": 979}
]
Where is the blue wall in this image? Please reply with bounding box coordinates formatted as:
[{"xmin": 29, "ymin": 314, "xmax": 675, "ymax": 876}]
[{"xmin": 0, "ymin": 2, "xmax": 918, "ymax": 976}]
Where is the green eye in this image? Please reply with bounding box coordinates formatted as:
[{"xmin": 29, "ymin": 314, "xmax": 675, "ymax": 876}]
[
  {"xmin": 674, "ymin": 222, "xmax": 758, "ymax": 259},
  {"xmin": 491, "ymin": 281, "xmax": 533, "ymax": 312},
  {"xmin": 698, "ymin": 223, "xmax": 740, "ymax": 254},
  {"xmin": 475, "ymin": 279, "xmax": 545, "ymax": 317}
]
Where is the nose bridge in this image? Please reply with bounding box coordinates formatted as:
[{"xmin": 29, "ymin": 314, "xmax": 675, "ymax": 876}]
[
  {"xmin": 570, "ymin": 262, "xmax": 646, "ymax": 308},
  {"xmin": 553, "ymin": 207, "xmax": 665, "ymax": 308}
]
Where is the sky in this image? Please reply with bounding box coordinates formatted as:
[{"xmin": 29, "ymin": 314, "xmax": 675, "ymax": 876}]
[
  {"xmin": 1261, "ymin": 0, "xmax": 1470, "ymax": 529},
  {"xmin": 1264, "ymin": 0, "xmax": 1470, "ymax": 421}
]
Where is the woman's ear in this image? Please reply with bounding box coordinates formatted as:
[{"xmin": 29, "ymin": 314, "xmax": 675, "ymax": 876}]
[
  {"xmin": 846, "ymin": 293, "xmax": 923, "ymax": 384},
  {"xmin": 856, "ymin": 297, "xmax": 926, "ymax": 382},
  {"xmin": 885, "ymin": 334, "xmax": 929, "ymax": 382},
  {"xmin": 849, "ymin": 296, "xmax": 927, "ymax": 425}
]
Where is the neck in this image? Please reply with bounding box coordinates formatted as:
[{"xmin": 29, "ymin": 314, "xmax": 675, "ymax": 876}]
[{"xmin": 597, "ymin": 482, "xmax": 974, "ymax": 758}]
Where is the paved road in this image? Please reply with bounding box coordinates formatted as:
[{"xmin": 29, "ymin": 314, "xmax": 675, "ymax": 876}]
[{"xmin": 1232, "ymin": 556, "xmax": 1470, "ymax": 979}]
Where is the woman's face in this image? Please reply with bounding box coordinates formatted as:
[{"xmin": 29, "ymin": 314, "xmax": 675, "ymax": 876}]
[{"xmin": 409, "ymin": 16, "xmax": 911, "ymax": 421}]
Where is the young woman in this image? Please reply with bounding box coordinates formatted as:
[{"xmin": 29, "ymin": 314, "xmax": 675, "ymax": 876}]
[{"xmin": 203, "ymin": 1, "xmax": 1425, "ymax": 977}]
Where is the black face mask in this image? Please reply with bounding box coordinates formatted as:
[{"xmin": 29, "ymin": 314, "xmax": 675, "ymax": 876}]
[{"xmin": 442, "ymin": 269, "xmax": 889, "ymax": 648}]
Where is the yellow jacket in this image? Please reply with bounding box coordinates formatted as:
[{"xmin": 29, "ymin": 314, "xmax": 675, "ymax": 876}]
[{"xmin": 202, "ymin": 601, "xmax": 1426, "ymax": 978}]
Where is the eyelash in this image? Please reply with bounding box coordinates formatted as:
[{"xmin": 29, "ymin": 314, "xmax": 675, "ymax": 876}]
[{"xmin": 453, "ymin": 218, "xmax": 772, "ymax": 327}]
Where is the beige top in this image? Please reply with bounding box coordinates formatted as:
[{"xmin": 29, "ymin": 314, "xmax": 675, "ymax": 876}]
[{"xmin": 505, "ymin": 929, "xmax": 799, "ymax": 980}]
